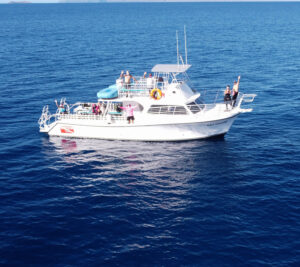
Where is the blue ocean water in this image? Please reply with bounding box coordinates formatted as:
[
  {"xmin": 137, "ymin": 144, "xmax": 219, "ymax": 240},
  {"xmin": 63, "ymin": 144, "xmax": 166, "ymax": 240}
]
[{"xmin": 0, "ymin": 2, "xmax": 300, "ymax": 265}]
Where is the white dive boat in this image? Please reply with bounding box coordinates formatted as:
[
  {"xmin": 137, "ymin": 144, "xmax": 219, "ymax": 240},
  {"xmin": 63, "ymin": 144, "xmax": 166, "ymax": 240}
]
[{"xmin": 38, "ymin": 62, "xmax": 256, "ymax": 141}]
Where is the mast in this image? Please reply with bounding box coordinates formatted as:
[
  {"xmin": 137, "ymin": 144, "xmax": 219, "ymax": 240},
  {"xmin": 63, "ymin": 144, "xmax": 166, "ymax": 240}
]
[
  {"xmin": 184, "ymin": 25, "xmax": 188, "ymax": 65},
  {"xmin": 176, "ymin": 30, "xmax": 179, "ymax": 65}
]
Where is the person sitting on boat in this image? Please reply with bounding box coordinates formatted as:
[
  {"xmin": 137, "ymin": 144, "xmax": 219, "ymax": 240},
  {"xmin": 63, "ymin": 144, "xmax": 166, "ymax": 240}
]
[
  {"xmin": 224, "ymin": 85, "xmax": 232, "ymax": 110},
  {"xmin": 55, "ymin": 99, "xmax": 67, "ymax": 114},
  {"xmin": 97, "ymin": 102, "xmax": 102, "ymax": 115},
  {"xmin": 123, "ymin": 70, "xmax": 137, "ymax": 89},
  {"xmin": 92, "ymin": 104, "xmax": 96, "ymax": 114},
  {"xmin": 232, "ymin": 75, "xmax": 241, "ymax": 107},
  {"xmin": 119, "ymin": 104, "xmax": 137, "ymax": 124},
  {"xmin": 92, "ymin": 103, "xmax": 101, "ymax": 115},
  {"xmin": 116, "ymin": 104, "xmax": 122, "ymax": 113}
]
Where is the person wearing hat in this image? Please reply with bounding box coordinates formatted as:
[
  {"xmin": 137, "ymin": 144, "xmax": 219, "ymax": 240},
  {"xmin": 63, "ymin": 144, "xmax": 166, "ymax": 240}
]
[{"xmin": 124, "ymin": 70, "xmax": 136, "ymax": 89}]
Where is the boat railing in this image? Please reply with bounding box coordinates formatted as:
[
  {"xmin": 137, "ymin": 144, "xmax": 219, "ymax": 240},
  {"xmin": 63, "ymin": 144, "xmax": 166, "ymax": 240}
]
[
  {"xmin": 240, "ymin": 93, "xmax": 256, "ymax": 103},
  {"xmin": 198, "ymin": 89, "xmax": 245, "ymax": 104},
  {"xmin": 38, "ymin": 105, "xmax": 59, "ymax": 131},
  {"xmin": 59, "ymin": 114, "xmax": 104, "ymax": 120},
  {"xmin": 58, "ymin": 112, "xmax": 125, "ymax": 120},
  {"xmin": 118, "ymin": 77, "xmax": 167, "ymax": 97},
  {"xmin": 198, "ymin": 92, "xmax": 256, "ymax": 113},
  {"xmin": 198, "ymin": 89, "xmax": 224, "ymax": 104},
  {"xmin": 59, "ymin": 113, "xmax": 126, "ymax": 121},
  {"xmin": 40, "ymin": 90, "xmax": 255, "ymax": 127}
]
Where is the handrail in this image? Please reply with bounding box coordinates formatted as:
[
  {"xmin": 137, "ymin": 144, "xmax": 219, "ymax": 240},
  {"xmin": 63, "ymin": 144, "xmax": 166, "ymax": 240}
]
[
  {"xmin": 39, "ymin": 88, "xmax": 256, "ymax": 130},
  {"xmin": 59, "ymin": 113, "xmax": 126, "ymax": 121},
  {"xmin": 38, "ymin": 105, "xmax": 59, "ymax": 131},
  {"xmin": 241, "ymin": 94, "xmax": 257, "ymax": 103}
]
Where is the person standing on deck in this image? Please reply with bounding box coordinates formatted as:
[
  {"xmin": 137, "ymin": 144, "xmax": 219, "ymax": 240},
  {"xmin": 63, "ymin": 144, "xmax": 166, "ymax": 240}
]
[
  {"xmin": 147, "ymin": 73, "xmax": 154, "ymax": 91},
  {"xmin": 122, "ymin": 70, "xmax": 137, "ymax": 89},
  {"xmin": 224, "ymin": 85, "xmax": 232, "ymax": 110},
  {"xmin": 119, "ymin": 104, "xmax": 137, "ymax": 124},
  {"xmin": 232, "ymin": 75, "xmax": 241, "ymax": 107}
]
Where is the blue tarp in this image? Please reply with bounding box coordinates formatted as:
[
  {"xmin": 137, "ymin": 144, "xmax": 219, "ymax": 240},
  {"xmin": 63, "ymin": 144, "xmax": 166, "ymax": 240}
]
[{"xmin": 97, "ymin": 84, "xmax": 118, "ymax": 99}]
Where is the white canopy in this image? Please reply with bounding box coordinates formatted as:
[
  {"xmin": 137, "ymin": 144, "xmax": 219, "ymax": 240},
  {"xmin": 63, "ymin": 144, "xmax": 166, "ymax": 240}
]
[{"xmin": 151, "ymin": 64, "xmax": 191, "ymax": 73}]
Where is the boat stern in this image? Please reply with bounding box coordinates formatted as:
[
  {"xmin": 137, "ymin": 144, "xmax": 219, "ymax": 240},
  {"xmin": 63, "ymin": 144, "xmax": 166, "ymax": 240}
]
[{"xmin": 38, "ymin": 105, "xmax": 58, "ymax": 134}]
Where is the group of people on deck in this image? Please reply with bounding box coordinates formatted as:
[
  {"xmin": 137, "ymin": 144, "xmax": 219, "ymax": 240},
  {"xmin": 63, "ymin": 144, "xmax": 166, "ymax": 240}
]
[
  {"xmin": 92, "ymin": 102, "xmax": 105, "ymax": 115},
  {"xmin": 118, "ymin": 70, "xmax": 155, "ymax": 124},
  {"xmin": 119, "ymin": 70, "xmax": 155, "ymax": 90},
  {"xmin": 224, "ymin": 76, "xmax": 241, "ymax": 110},
  {"xmin": 55, "ymin": 99, "xmax": 67, "ymax": 114}
]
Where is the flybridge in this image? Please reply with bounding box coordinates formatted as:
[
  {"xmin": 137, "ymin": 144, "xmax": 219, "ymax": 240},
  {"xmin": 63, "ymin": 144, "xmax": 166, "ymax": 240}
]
[
  {"xmin": 151, "ymin": 27, "xmax": 191, "ymax": 74},
  {"xmin": 151, "ymin": 64, "xmax": 191, "ymax": 74}
]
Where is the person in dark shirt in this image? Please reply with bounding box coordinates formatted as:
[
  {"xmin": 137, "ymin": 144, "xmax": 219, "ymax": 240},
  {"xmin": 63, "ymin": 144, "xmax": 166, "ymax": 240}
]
[{"xmin": 224, "ymin": 85, "xmax": 232, "ymax": 110}]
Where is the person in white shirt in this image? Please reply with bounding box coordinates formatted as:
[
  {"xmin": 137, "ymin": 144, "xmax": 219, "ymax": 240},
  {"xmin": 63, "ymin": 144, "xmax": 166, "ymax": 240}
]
[{"xmin": 147, "ymin": 73, "xmax": 154, "ymax": 90}]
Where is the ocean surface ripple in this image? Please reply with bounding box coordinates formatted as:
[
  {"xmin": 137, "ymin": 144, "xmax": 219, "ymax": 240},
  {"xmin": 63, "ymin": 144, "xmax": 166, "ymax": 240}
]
[{"xmin": 0, "ymin": 2, "xmax": 299, "ymax": 265}]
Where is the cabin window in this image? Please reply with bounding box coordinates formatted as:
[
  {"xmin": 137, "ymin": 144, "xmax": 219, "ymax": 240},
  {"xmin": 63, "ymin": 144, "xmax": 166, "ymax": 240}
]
[
  {"xmin": 186, "ymin": 96, "xmax": 205, "ymax": 114},
  {"xmin": 186, "ymin": 102, "xmax": 201, "ymax": 114},
  {"xmin": 148, "ymin": 105, "xmax": 187, "ymax": 115}
]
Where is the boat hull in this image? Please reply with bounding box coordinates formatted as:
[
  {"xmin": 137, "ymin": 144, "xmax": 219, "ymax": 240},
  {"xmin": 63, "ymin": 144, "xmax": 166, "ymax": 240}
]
[{"xmin": 45, "ymin": 115, "xmax": 238, "ymax": 141}]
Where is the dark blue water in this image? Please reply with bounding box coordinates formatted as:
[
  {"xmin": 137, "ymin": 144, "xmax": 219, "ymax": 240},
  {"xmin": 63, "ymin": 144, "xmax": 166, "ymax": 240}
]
[{"xmin": 1, "ymin": 2, "xmax": 300, "ymax": 265}]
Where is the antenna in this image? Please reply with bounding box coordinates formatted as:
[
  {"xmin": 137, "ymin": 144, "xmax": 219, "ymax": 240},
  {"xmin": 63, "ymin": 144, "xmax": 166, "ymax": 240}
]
[
  {"xmin": 184, "ymin": 25, "xmax": 188, "ymax": 65},
  {"xmin": 179, "ymin": 55, "xmax": 185, "ymax": 65},
  {"xmin": 176, "ymin": 30, "xmax": 179, "ymax": 65}
]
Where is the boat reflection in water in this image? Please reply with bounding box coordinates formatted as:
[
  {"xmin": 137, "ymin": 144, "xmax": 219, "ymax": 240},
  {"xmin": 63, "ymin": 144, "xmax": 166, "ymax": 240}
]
[
  {"xmin": 47, "ymin": 135, "xmax": 232, "ymax": 177},
  {"xmin": 44, "ymin": 136, "xmax": 238, "ymax": 213}
]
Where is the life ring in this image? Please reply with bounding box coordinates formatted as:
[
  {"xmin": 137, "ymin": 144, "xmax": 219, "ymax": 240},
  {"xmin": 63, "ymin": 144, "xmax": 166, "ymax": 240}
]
[{"xmin": 150, "ymin": 88, "xmax": 162, "ymax": 100}]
